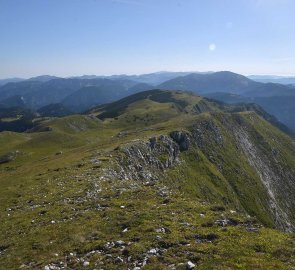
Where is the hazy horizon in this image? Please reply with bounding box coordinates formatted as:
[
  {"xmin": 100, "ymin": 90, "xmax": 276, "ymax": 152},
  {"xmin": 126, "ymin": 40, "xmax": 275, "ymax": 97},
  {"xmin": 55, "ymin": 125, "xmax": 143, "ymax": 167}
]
[{"xmin": 2, "ymin": 70, "xmax": 295, "ymax": 81}]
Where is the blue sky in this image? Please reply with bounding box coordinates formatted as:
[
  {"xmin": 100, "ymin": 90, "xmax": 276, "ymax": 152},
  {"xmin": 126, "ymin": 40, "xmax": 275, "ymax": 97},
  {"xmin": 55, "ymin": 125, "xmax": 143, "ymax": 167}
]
[{"xmin": 0, "ymin": 0, "xmax": 294, "ymax": 78}]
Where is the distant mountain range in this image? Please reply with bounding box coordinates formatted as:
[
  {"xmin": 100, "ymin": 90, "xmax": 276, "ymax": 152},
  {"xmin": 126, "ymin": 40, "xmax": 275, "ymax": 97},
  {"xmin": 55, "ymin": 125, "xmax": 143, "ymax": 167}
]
[
  {"xmin": 0, "ymin": 71, "xmax": 295, "ymax": 132},
  {"xmin": 26, "ymin": 75, "xmax": 61, "ymax": 82},
  {"xmin": 0, "ymin": 78, "xmax": 140, "ymax": 109},
  {"xmin": 71, "ymin": 71, "xmax": 211, "ymax": 85},
  {"xmin": 2, "ymin": 72, "xmax": 294, "ymax": 86},
  {"xmin": 61, "ymin": 82, "xmax": 152, "ymax": 112},
  {"xmin": 248, "ymin": 75, "xmax": 295, "ymax": 85},
  {"xmin": 0, "ymin": 78, "xmax": 24, "ymax": 86},
  {"xmin": 0, "ymin": 75, "xmax": 60, "ymax": 86},
  {"xmin": 159, "ymin": 71, "xmax": 295, "ymax": 97},
  {"xmin": 0, "ymin": 71, "xmax": 207, "ymax": 87}
]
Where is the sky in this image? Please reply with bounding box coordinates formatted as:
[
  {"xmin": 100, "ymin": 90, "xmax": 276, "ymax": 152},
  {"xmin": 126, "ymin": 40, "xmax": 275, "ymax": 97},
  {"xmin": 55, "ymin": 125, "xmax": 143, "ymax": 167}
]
[{"xmin": 0, "ymin": 0, "xmax": 295, "ymax": 78}]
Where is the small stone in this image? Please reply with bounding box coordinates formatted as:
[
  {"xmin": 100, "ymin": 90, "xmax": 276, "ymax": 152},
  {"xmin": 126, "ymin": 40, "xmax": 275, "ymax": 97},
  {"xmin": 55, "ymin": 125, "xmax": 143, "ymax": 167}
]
[
  {"xmin": 120, "ymin": 205, "xmax": 125, "ymax": 209},
  {"xmin": 51, "ymin": 220, "xmax": 56, "ymax": 224},
  {"xmin": 155, "ymin": 227, "xmax": 165, "ymax": 233},
  {"xmin": 187, "ymin": 261, "xmax": 195, "ymax": 269},
  {"xmin": 180, "ymin": 221, "xmax": 190, "ymax": 226},
  {"xmin": 155, "ymin": 235, "xmax": 162, "ymax": 240},
  {"xmin": 83, "ymin": 261, "xmax": 90, "ymax": 267},
  {"xmin": 115, "ymin": 256, "xmax": 124, "ymax": 263},
  {"xmin": 148, "ymin": 248, "xmax": 158, "ymax": 255},
  {"xmin": 115, "ymin": 240, "xmax": 125, "ymax": 246},
  {"xmin": 142, "ymin": 256, "xmax": 148, "ymax": 266},
  {"xmin": 246, "ymin": 227, "xmax": 259, "ymax": 232},
  {"xmin": 122, "ymin": 228, "xmax": 128, "ymax": 233}
]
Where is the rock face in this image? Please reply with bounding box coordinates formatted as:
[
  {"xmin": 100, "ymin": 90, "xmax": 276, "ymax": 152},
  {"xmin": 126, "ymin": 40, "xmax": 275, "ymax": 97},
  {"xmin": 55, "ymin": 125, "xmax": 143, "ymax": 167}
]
[
  {"xmin": 189, "ymin": 113, "xmax": 295, "ymax": 232},
  {"xmin": 0, "ymin": 150, "xmax": 19, "ymax": 164},
  {"xmin": 112, "ymin": 130, "xmax": 194, "ymax": 182},
  {"xmin": 191, "ymin": 119, "xmax": 223, "ymax": 146},
  {"xmin": 100, "ymin": 114, "xmax": 295, "ymax": 232},
  {"xmin": 110, "ymin": 135, "xmax": 181, "ymax": 182},
  {"xmin": 169, "ymin": 131, "xmax": 191, "ymax": 151},
  {"xmin": 231, "ymin": 116, "xmax": 295, "ymax": 232}
]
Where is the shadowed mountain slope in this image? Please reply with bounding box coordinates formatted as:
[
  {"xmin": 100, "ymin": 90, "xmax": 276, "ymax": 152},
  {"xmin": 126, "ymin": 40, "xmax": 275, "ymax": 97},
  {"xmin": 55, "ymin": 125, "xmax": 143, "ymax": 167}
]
[
  {"xmin": 0, "ymin": 78, "xmax": 137, "ymax": 109},
  {"xmin": 159, "ymin": 71, "xmax": 295, "ymax": 97},
  {"xmin": 204, "ymin": 92, "xmax": 295, "ymax": 133}
]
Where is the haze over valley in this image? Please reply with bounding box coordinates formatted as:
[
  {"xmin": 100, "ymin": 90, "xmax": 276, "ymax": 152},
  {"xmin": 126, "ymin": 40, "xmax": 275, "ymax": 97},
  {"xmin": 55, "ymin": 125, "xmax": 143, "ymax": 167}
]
[{"xmin": 1, "ymin": 71, "xmax": 295, "ymax": 133}]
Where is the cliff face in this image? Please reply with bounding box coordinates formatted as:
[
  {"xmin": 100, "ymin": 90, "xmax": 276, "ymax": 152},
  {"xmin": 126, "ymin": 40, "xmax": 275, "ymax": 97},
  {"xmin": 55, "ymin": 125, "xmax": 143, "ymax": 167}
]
[
  {"xmin": 102, "ymin": 112, "xmax": 295, "ymax": 232},
  {"xmin": 110, "ymin": 135, "xmax": 181, "ymax": 182},
  {"xmin": 228, "ymin": 114, "xmax": 295, "ymax": 232}
]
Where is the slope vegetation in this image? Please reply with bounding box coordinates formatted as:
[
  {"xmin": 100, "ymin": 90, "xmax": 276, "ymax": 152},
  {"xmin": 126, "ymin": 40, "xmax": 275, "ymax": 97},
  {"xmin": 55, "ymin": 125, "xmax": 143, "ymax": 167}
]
[{"xmin": 0, "ymin": 90, "xmax": 295, "ymax": 269}]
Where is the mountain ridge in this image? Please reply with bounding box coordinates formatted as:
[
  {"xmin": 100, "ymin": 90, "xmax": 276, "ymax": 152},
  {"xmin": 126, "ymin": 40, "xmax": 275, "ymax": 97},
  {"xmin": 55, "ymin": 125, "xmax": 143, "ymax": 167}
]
[
  {"xmin": 1, "ymin": 71, "xmax": 295, "ymax": 132},
  {"xmin": 1, "ymin": 89, "xmax": 295, "ymax": 269},
  {"xmin": 159, "ymin": 71, "xmax": 295, "ymax": 97}
]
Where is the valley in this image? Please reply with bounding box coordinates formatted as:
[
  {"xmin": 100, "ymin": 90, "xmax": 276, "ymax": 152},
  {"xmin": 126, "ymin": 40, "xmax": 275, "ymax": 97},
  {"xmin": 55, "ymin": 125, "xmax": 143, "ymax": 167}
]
[{"xmin": 1, "ymin": 71, "xmax": 294, "ymax": 134}]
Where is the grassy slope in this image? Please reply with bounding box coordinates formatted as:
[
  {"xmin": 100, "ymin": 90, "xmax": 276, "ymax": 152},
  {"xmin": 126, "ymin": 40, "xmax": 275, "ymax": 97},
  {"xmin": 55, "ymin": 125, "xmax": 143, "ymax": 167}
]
[{"xmin": 0, "ymin": 91, "xmax": 295, "ymax": 269}]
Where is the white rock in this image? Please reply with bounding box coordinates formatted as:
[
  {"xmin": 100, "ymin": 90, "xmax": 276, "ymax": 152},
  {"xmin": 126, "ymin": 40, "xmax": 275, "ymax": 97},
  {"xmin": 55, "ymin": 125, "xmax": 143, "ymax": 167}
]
[
  {"xmin": 115, "ymin": 240, "xmax": 125, "ymax": 246},
  {"xmin": 148, "ymin": 248, "xmax": 158, "ymax": 255},
  {"xmin": 142, "ymin": 257, "xmax": 148, "ymax": 266},
  {"xmin": 83, "ymin": 261, "xmax": 90, "ymax": 267},
  {"xmin": 115, "ymin": 256, "xmax": 124, "ymax": 263},
  {"xmin": 187, "ymin": 261, "xmax": 195, "ymax": 269},
  {"xmin": 155, "ymin": 228, "xmax": 165, "ymax": 233},
  {"xmin": 122, "ymin": 228, "xmax": 128, "ymax": 233},
  {"xmin": 155, "ymin": 235, "xmax": 162, "ymax": 240}
]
